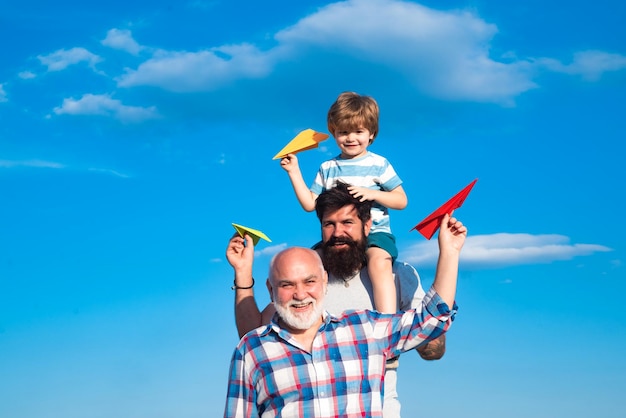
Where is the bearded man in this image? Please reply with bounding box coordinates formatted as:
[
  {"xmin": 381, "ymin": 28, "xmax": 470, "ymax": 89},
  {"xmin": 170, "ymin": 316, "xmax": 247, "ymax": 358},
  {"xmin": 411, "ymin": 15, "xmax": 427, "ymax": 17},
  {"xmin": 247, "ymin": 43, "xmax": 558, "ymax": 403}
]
[{"xmin": 227, "ymin": 182, "xmax": 451, "ymax": 417}]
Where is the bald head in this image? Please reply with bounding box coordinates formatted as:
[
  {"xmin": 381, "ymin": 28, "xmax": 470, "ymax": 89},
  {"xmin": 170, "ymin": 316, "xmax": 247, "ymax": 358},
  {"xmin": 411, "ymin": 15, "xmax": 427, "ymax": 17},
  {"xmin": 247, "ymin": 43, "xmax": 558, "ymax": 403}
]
[
  {"xmin": 267, "ymin": 247, "xmax": 328, "ymax": 332},
  {"xmin": 269, "ymin": 247, "xmax": 325, "ymax": 284}
]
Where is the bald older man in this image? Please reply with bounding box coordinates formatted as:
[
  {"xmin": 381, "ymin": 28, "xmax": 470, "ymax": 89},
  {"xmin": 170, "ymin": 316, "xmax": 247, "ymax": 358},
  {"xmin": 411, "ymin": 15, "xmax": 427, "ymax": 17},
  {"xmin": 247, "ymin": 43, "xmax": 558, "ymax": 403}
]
[
  {"xmin": 227, "ymin": 182, "xmax": 450, "ymax": 416},
  {"xmin": 224, "ymin": 214, "xmax": 466, "ymax": 417}
]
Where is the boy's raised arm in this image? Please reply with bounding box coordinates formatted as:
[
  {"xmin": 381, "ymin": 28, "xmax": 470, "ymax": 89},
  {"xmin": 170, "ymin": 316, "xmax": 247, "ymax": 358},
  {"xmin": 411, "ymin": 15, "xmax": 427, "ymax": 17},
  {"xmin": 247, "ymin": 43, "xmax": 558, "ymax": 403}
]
[{"xmin": 280, "ymin": 154, "xmax": 317, "ymax": 212}]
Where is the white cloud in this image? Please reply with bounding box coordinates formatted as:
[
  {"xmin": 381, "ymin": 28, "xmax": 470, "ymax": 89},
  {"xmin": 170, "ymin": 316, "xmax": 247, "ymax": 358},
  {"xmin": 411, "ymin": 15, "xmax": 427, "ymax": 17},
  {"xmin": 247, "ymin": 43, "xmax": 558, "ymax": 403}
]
[
  {"xmin": 255, "ymin": 243, "xmax": 288, "ymax": 258},
  {"xmin": 53, "ymin": 93, "xmax": 159, "ymax": 123},
  {"xmin": 537, "ymin": 50, "xmax": 626, "ymax": 81},
  {"xmin": 88, "ymin": 0, "xmax": 626, "ymax": 104},
  {"xmin": 88, "ymin": 167, "xmax": 131, "ymax": 178},
  {"xmin": 38, "ymin": 47, "xmax": 102, "ymax": 72},
  {"xmin": 399, "ymin": 233, "xmax": 612, "ymax": 269},
  {"xmin": 275, "ymin": 0, "xmax": 536, "ymax": 103},
  {"xmin": 0, "ymin": 160, "xmax": 134, "ymax": 177},
  {"xmin": 117, "ymin": 44, "xmax": 272, "ymax": 92},
  {"xmin": 0, "ymin": 159, "xmax": 65, "ymax": 169},
  {"xmin": 101, "ymin": 29, "xmax": 143, "ymax": 55},
  {"xmin": 0, "ymin": 84, "xmax": 7, "ymax": 102},
  {"xmin": 115, "ymin": 0, "xmax": 537, "ymax": 103},
  {"xmin": 18, "ymin": 71, "xmax": 36, "ymax": 79}
]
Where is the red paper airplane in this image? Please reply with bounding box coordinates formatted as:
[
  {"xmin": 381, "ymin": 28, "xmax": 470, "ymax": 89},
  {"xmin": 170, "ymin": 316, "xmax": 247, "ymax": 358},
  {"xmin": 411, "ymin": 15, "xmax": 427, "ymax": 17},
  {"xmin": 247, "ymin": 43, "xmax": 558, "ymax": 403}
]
[{"xmin": 411, "ymin": 179, "xmax": 477, "ymax": 240}]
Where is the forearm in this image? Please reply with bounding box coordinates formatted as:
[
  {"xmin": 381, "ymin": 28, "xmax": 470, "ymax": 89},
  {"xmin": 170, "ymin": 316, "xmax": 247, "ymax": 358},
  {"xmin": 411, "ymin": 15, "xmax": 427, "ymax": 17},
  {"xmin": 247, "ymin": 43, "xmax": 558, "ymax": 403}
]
[
  {"xmin": 373, "ymin": 187, "xmax": 407, "ymax": 210},
  {"xmin": 235, "ymin": 292, "xmax": 263, "ymax": 338},
  {"xmin": 287, "ymin": 169, "xmax": 316, "ymax": 212},
  {"xmin": 233, "ymin": 270, "xmax": 263, "ymax": 338},
  {"xmin": 432, "ymin": 249, "xmax": 460, "ymax": 308}
]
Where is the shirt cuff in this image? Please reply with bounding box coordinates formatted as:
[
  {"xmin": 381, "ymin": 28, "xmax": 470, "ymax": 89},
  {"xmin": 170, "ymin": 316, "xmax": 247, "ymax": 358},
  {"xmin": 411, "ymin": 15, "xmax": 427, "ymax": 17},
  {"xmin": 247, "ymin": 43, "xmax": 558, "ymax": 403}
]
[{"xmin": 424, "ymin": 287, "xmax": 458, "ymax": 320}]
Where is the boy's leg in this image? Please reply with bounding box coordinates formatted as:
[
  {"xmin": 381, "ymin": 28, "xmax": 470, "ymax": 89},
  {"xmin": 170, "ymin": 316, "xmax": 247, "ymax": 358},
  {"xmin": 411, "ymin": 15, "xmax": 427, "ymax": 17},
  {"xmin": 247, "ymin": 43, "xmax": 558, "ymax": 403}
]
[{"xmin": 366, "ymin": 246, "xmax": 397, "ymax": 313}]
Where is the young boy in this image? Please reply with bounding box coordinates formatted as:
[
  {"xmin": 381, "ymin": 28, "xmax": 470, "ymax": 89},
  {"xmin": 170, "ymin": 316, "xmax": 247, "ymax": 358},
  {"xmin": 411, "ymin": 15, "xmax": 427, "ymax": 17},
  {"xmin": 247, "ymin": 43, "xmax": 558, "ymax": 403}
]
[{"xmin": 279, "ymin": 92, "xmax": 407, "ymax": 313}]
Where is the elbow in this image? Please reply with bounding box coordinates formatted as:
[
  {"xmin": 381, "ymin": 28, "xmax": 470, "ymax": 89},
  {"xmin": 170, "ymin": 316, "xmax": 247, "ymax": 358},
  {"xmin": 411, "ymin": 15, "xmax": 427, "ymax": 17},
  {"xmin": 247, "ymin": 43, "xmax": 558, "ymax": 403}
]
[
  {"xmin": 417, "ymin": 334, "xmax": 446, "ymax": 360},
  {"xmin": 303, "ymin": 196, "xmax": 317, "ymax": 212},
  {"xmin": 399, "ymin": 195, "xmax": 408, "ymax": 209},
  {"xmin": 391, "ymin": 194, "xmax": 408, "ymax": 210},
  {"xmin": 419, "ymin": 349, "xmax": 445, "ymax": 361}
]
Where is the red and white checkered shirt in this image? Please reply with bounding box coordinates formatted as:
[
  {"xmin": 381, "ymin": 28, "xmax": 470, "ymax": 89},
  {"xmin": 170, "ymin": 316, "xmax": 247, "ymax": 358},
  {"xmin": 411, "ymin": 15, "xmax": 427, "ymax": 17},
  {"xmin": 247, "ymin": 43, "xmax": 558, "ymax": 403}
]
[{"xmin": 224, "ymin": 287, "xmax": 456, "ymax": 418}]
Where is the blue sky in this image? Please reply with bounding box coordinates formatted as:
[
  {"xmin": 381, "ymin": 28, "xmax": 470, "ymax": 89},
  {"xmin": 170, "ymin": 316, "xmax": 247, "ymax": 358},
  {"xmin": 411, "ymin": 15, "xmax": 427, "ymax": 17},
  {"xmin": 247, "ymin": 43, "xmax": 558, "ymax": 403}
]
[{"xmin": 1, "ymin": 0, "xmax": 625, "ymax": 416}]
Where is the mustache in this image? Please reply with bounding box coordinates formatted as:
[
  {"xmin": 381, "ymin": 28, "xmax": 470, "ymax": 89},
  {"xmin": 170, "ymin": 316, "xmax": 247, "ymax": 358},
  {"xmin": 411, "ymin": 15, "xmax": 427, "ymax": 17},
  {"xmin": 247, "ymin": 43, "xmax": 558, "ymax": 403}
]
[
  {"xmin": 321, "ymin": 233, "xmax": 367, "ymax": 279},
  {"xmin": 324, "ymin": 236, "xmax": 357, "ymax": 247},
  {"xmin": 286, "ymin": 298, "xmax": 316, "ymax": 308}
]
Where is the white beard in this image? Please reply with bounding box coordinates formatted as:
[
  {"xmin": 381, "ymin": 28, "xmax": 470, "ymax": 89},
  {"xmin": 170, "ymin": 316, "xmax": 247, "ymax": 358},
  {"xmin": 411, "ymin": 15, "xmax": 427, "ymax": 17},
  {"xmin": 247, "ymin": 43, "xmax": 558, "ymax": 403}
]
[{"xmin": 274, "ymin": 297, "xmax": 324, "ymax": 330}]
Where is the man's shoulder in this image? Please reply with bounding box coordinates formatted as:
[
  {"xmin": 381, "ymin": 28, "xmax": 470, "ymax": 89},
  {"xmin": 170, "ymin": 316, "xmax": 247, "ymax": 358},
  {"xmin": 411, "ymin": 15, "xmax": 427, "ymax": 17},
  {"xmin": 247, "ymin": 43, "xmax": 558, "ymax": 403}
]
[
  {"xmin": 360, "ymin": 261, "xmax": 421, "ymax": 294},
  {"xmin": 339, "ymin": 261, "xmax": 418, "ymax": 283},
  {"xmin": 331, "ymin": 308, "xmax": 380, "ymax": 325},
  {"xmin": 237, "ymin": 323, "xmax": 274, "ymax": 348},
  {"xmin": 392, "ymin": 260, "xmax": 419, "ymax": 280},
  {"xmin": 325, "ymin": 262, "xmax": 422, "ymax": 313},
  {"xmin": 392, "ymin": 261, "xmax": 424, "ymax": 310}
]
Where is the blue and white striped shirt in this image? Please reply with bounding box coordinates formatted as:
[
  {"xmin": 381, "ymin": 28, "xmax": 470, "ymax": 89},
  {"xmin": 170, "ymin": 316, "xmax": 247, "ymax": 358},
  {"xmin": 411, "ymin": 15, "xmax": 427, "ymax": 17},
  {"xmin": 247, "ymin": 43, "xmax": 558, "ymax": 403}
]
[{"xmin": 310, "ymin": 151, "xmax": 402, "ymax": 234}]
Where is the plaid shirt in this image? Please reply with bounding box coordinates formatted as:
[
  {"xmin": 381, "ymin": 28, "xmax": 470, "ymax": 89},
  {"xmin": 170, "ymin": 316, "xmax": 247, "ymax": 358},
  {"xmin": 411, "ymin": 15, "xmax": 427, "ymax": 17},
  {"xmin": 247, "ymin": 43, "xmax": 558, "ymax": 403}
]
[{"xmin": 224, "ymin": 288, "xmax": 456, "ymax": 418}]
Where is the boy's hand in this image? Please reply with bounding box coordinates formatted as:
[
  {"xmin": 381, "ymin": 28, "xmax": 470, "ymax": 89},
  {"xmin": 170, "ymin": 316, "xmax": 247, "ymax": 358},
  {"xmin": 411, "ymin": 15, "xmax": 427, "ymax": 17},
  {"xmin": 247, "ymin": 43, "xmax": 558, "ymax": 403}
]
[
  {"xmin": 347, "ymin": 185, "xmax": 377, "ymax": 202},
  {"xmin": 279, "ymin": 153, "xmax": 299, "ymax": 173}
]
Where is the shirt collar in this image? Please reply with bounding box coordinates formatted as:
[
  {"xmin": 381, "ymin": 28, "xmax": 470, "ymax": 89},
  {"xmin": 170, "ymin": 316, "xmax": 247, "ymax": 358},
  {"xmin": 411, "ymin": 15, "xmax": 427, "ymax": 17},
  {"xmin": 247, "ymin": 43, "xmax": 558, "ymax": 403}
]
[{"xmin": 264, "ymin": 310, "xmax": 339, "ymax": 336}]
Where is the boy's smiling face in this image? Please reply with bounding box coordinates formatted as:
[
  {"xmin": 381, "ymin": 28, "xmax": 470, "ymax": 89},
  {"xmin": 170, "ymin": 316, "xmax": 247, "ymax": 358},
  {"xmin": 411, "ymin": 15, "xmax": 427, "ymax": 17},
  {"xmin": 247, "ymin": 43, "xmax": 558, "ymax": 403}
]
[{"xmin": 334, "ymin": 127, "xmax": 373, "ymax": 159}]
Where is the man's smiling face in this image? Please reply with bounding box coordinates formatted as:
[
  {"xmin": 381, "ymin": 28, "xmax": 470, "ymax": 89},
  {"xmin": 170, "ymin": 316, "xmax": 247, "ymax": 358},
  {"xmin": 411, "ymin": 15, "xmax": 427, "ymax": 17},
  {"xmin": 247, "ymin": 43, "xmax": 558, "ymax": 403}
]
[
  {"xmin": 320, "ymin": 204, "xmax": 372, "ymax": 279},
  {"xmin": 321, "ymin": 204, "xmax": 371, "ymax": 246},
  {"xmin": 269, "ymin": 248, "xmax": 328, "ymax": 332}
]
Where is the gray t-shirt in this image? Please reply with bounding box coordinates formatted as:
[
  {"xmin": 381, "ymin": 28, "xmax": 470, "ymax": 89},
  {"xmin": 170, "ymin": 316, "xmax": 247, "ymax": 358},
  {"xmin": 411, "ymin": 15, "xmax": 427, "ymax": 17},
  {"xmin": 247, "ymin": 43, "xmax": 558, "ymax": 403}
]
[
  {"xmin": 324, "ymin": 260, "xmax": 425, "ymax": 314},
  {"xmin": 324, "ymin": 261, "xmax": 426, "ymax": 418}
]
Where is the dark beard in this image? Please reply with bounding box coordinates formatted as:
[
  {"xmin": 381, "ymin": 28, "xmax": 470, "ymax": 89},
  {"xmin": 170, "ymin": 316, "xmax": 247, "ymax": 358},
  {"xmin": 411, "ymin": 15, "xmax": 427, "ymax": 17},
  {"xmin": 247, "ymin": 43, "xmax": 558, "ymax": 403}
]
[{"xmin": 321, "ymin": 235, "xmax": 367, "ymax": 279}]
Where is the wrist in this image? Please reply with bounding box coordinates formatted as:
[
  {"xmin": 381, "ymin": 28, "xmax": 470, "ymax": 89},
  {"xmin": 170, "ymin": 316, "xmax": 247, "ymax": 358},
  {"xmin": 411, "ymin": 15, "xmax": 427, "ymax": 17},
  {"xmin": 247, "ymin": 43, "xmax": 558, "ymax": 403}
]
[
  {"xmin": 231, "ymin": 277, "xmax": 255, "ymax": 290},
  {"xmin": 234, "ymin": 268, "xmax": 253, "ymax": 278},
  {"xmin": 438, "ymin": 247, "xmax": 461, "ymax": 258}
]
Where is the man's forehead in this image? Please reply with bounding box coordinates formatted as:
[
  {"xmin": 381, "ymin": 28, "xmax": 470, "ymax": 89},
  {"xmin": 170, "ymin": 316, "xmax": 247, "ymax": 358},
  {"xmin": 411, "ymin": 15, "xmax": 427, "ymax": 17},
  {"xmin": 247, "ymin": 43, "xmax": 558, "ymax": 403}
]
[
  {"xmin": 274, "ymin": 273, "xmax": 321, "ymax": 283},
  {"xmin": 272, "ymin": 248, "xmax": 324, "ymax": 277},
  {"xmin": 322, "ymin": 204, "xmax": 360, "ymax": 221}
]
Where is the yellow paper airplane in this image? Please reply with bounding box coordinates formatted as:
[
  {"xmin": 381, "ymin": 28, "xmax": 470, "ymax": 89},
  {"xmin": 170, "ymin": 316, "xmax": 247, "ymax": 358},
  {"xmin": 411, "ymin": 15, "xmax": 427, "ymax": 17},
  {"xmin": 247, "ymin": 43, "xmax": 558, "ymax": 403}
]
[
  {"xmin": 272, "ymin": 129, "xmax": 330, "ymax": 160},
  {"xmin": 232, "ymin": 223, "xmax": 272, "ymax": 246}
]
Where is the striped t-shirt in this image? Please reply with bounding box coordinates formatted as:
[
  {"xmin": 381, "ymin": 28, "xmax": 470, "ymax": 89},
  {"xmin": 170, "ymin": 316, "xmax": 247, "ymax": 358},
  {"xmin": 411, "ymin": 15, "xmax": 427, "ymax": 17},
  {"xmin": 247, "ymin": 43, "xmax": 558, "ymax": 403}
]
[{"xmin": 310, "ymin": 151, "xmax": 403, "ymax": 234}]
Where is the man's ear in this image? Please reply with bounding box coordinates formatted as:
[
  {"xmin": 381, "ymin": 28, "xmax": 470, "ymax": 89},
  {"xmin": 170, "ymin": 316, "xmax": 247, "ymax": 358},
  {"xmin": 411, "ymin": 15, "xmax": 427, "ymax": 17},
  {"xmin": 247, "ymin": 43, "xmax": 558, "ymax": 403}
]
[
  {"xmin": 364, "ymin": 218, "xmax": 373, "ymax": 237},
  {"xmin": 266, "ymin": 278, "xmax": 274, "ymax": 302}
]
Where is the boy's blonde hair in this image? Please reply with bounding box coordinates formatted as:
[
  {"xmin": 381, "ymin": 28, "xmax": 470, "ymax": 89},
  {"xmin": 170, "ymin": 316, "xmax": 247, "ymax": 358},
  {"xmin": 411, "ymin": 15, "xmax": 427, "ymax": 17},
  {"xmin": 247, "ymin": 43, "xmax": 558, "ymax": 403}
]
[{"xmin": 327, "ymin": 92, "xmax": 379, "ymax": 143}]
